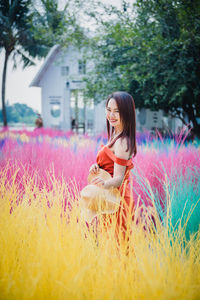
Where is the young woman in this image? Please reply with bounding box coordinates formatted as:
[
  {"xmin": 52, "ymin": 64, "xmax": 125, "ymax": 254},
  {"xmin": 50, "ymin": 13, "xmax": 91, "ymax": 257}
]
[{"xmin": 89, "ymin": 91, "xmax": 137, "ymax": 237}]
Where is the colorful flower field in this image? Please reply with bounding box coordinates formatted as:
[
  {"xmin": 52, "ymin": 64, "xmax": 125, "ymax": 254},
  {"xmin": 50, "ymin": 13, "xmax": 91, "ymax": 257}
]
[{"xmin": 0, "ymin": 128, "xmax": 200, "ymax": 299}]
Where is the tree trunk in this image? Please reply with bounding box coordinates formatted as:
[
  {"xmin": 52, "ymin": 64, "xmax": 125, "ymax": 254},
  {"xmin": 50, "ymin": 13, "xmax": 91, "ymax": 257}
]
[
  {"xmin": 1, "ymin": 50, "xmax": 9, "ymax": 127},
  {"xmin": 74, "ymin": 90, "xmax": 79, "ymax": 134},
  {"xmin": 182, "ymin": 96, "xmax": 200, "ymax": 139},
  {"xmin": 192, "ymin": 124, "xmax": 200, "ymax": 139},
  {"xmin": 186, "ymin": 101, "xmax": 200, "ymax": 138}
]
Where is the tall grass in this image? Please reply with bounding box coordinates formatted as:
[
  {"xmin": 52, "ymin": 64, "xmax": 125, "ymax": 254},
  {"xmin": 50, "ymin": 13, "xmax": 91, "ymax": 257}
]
[{"xmin": 0, "ymin": 129, "xmax": 199, "ymax": 299}]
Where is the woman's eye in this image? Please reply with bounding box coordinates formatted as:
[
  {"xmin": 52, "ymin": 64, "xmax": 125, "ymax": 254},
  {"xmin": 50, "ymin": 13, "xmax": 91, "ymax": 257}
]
[{"xmin": 106, "ymin": 108, "xmax": 119, "ymax": 113}]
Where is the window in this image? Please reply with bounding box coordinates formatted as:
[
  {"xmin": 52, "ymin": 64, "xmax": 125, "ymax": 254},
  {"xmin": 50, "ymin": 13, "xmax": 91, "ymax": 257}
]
[
  {"xmin": 153, "ymin": 112, "xmax": 158, "ymax": 124},
  {"xmin": 61, "ymin": 66, "xmax": 69, "ymax": 76},
  {"xmin": 51, "ymin": 103, "xmax": 61, "ymax": 118},
  {"xmin": 49, "ymin": 97, "xmax": 61, "ymax": 118},
  {"xmin": 78, "ymin": 60, "xmax": 86, "ymax": 74}
]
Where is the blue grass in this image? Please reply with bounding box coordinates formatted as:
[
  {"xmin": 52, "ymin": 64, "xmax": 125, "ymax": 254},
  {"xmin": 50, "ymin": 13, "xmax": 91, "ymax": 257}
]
[
  {"xmin": 133, "ymin": 164, "xmax": 200, "ymax": 240},
  {"xmin": 168, "ymin": 167, "xmax": 200, "ymax": 239}
]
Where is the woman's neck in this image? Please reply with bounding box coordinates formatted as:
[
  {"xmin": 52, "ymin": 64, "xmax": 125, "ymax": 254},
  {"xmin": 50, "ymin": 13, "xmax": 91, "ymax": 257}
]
[
  {"xmin": 113, "ymin": 129, "xmax": 122, "ymax": 137},
  {"xmin": 110, "ymin": 131, "xmax": 122, "ymax": 143},
  {"xmin": 114, "ymin": 124, "xmax": 123, "ymax": 135}
]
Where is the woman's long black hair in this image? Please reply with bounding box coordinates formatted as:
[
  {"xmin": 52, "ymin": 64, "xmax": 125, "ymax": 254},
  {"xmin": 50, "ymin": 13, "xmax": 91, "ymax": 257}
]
[{"xmin": 106, "ymin": 91, "xmax": 137, "ymax": 157}]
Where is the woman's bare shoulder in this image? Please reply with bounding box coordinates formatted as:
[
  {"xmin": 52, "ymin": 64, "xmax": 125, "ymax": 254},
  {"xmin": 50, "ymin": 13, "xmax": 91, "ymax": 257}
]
[{"xmin": 114, "ymin": 137, "xmax": 130, "ymax": 160}]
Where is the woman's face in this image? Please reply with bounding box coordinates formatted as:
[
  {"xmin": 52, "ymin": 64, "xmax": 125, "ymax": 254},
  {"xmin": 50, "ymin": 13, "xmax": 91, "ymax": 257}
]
[{"xmin": 106, "ymin": 98, "xmax": 123, "ymax": 132}]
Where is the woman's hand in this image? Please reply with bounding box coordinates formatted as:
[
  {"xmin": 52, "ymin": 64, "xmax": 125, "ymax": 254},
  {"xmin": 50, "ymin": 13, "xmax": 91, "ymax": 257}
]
[
  {"xmin": 89, "ymin": 163, "xmax": 99, "ymax": 174},
  {"xmin": 91, "ymin": 177, "xmax": 105, "ymax": 187}
]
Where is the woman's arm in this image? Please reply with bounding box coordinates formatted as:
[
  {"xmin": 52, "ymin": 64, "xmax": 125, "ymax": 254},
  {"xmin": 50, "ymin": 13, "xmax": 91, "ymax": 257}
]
[{"xmin": 104, "ymin": 164, "xmax": 126, "ymax": 188}]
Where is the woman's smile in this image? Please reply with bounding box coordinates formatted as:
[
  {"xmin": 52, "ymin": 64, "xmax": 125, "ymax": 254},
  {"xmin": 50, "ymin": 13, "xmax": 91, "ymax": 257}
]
[{"xmin": 106, "ymin": 98, "xmax": 123, "ymax": 132}]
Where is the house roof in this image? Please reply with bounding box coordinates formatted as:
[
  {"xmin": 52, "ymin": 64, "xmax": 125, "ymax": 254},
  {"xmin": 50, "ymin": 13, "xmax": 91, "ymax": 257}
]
[{"xmin": 29, "ymin": 45, "xmax": 60, "ymax": 87}]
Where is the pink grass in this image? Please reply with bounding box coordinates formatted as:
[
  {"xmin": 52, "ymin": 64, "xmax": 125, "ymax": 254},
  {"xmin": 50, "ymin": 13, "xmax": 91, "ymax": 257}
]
[{"xmin": 0, "ymin": 129, "xmax": 199, "ymax": 214}]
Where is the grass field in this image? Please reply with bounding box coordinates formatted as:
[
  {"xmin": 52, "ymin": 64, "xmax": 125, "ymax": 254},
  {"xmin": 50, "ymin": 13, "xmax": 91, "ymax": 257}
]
[{"xmin": 0, "ymin": 128, "xmax": 199, "ymax": 299}]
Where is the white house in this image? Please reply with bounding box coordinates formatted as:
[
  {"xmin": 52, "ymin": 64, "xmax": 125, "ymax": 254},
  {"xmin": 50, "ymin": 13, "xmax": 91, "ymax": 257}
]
[
  {"xmin": 30, "ymin": 45, "xmax": 182, "ymax": 134},
  {"xmin": 30, "ymin": 45, "xmax": 100, "ymax": 133}
]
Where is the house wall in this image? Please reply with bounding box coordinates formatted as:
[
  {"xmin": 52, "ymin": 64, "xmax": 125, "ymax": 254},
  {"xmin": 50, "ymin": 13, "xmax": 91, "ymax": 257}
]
[
  {"xmin": 35, "ymin": 46, "xmax": 184, "ymax": 134},
  {"xmin": 40, "ymin": 46, "xmax": 88, "ymax": 129},
  {"xmin": 94, "ymin": 101, "xmax": 107, "ymax": 135},
  {"xmin": 136, "ymin": 109, "xmax": 163, "ymax": 132},
  {"xmin": 40, "ymin": 50, "xmax": 64, "ymax": 128}
]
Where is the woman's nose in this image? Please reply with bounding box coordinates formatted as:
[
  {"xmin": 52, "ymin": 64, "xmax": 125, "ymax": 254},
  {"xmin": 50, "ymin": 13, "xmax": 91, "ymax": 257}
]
[{"xmin": 110, "ymin": 111, "xmax": 115, "ymax": 118}]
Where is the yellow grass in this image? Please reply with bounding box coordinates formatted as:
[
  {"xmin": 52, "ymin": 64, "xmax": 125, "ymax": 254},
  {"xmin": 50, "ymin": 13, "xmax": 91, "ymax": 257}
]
[{"xmin": 0, "ymin": 169, "xmax": 200, "ymax": 300}]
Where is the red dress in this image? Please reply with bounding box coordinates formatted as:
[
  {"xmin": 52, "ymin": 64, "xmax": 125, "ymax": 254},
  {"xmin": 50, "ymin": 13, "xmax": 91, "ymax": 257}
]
[{"xmin": 96, "ymin": 145, "xmax": 134, "ymax": 237}]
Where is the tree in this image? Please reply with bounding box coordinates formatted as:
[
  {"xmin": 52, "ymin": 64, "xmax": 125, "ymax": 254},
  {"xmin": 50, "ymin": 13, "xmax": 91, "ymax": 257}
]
[
  {"xmin": 31, "ymin": 0, "xmax": 85, "ymax": 49},
  {"xmin": 0, "ymin": 0, "xmax": 46, "ymax": 126},
  {"xmin": 0, "ymin": 0, "xmax": 85, "ymax": 127},
  {"xmin": 84, "ymin": 0, "xmax": 200, "ymax": 137},
  {"xmin": 133, "ymin": 0, "xmax": 200, "ymax": 136},
  {"xmin": 0, "ymin": 103, "xmax": 38, "ymax": 124}
]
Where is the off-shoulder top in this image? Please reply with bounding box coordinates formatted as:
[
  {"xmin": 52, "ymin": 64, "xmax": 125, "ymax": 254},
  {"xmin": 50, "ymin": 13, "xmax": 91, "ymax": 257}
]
[{"xmin": 96, "ymin": 145, "xmax": 134, "ymax": 197}]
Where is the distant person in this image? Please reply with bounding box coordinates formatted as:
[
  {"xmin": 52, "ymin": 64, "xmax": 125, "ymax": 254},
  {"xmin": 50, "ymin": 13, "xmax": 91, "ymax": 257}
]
[
  {"xmin": 35, "ymin": 114, "xmax": 43, "ymax": 128},
  {"xmin": 71, "ymin": 118, "xmax": 76, "ymax": 130},
  {"xmin": 71, "ymin": 118, "xmax": 78, "ymax": 131}
]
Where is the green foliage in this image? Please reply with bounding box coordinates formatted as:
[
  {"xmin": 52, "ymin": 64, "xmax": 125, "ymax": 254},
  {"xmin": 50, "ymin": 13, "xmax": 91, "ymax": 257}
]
[
  {"xmin": 84, "ymin": 0, "xmax": 200, "ymax": 136},
  {"xmin": 0, "ymin": 0, "xmax": 85, "ymax": 64},
  {"xmin": 0, "ymin": 0, "xmax": 47, "ymax": 127},
  {"xmin": 0, "ymin": 103, "xmax": 38, "ymax": 124},
  {"xmin": 31, "ymin": 0, "xmax": 85, "ymax": 50},
  {"xmin": 0, "ymin": 0, "xmax": 86, "ymax": 126},
  {"xmin": 0, "ymin": 0, "xmax": 47, "ymax": 64}
]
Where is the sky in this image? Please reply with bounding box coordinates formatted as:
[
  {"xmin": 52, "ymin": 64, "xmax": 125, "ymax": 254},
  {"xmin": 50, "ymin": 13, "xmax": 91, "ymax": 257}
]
[
  {"xmin": 0, "ymin": 53, "xmax": 43, "ymax": 113},
  {"xmin": 0, "ymin": 0, "xmax": 129, "ymax": 113}
]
